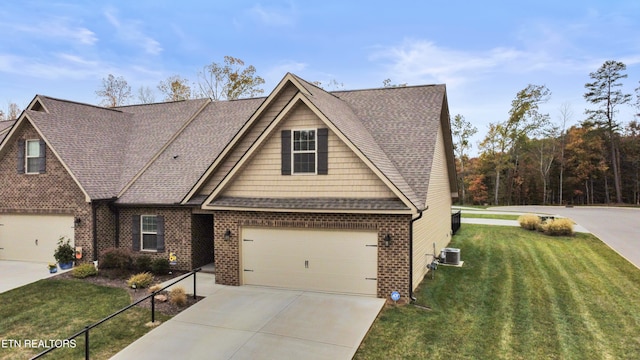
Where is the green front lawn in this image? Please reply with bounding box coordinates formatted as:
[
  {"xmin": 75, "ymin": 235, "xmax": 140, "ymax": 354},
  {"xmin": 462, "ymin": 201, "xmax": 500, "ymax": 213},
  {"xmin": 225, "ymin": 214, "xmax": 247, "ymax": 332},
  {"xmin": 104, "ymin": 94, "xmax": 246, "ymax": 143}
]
[
  {"xmin": 0, "ymin": 279, "xmax": 170, "ymax": 359},
  {"xmin": 460, "ymin": 213, "xmax": 522, "ymax": 220},
  {"xmin": 356, "ymin": 225, "xmax": 640, "ymax": 359}
]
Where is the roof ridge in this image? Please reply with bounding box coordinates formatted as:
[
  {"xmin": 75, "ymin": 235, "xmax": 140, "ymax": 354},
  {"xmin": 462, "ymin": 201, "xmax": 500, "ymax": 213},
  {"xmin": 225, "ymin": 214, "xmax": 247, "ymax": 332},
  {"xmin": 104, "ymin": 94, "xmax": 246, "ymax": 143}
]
[
  {"xmin": 37, "ymin": 95, "xmax": 124, "ymax": 113},
  {"xmin": 332, "ymin": 83, "xmax": 445, "ymax": 94}
]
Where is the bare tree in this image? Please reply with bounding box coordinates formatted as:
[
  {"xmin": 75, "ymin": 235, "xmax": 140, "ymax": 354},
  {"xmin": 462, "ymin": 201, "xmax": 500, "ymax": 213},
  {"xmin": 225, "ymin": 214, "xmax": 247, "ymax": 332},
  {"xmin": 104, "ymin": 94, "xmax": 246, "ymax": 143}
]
[
  {"xmin": 158, "ymin": 75, "xmax": 192, "ymax": 101},
  {"xmin": 136, "ymin": 86, "xmax": 156, "ymax": 104},
  {"xmin": 196, "ymin": 56, "xmax": 265, "ymax": 100},
  {"xmin": 557, "ymin": 103, "xmax": 573, "ymax": 204},
  {"xmin": 96, "ymin": 74, "xmax": 132, "ymax": 107},
  {"xmin": 0, "ymin": 102, "xmax": 21, "ymax": 120}
]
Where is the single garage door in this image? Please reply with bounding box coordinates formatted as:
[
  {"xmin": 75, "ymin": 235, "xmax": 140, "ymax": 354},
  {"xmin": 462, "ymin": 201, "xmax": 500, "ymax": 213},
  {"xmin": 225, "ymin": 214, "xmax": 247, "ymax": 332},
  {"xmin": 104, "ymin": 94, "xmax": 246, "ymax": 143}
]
[
  {"xmin": 0, "ymin": 214, "xmax": 75, "ymax": 263},
  {"xmin": 241, "ymin": 227, "xmax": 378, "ymax": 296}
]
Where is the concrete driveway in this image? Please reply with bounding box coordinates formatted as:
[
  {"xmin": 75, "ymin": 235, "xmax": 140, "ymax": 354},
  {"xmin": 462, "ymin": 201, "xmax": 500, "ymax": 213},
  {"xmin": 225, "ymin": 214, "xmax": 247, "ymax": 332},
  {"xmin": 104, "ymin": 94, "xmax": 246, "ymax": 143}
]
[
  {"xmin": 112, "ymin": 285, "xmax": 385, "ymax": 360},
  {"xmin": 492, "ymin": 206, "xmax": 640, "ymax": 269},
  {"xmin": 0, "ymin": 260, "xmax": 61, "ymax": 293}
]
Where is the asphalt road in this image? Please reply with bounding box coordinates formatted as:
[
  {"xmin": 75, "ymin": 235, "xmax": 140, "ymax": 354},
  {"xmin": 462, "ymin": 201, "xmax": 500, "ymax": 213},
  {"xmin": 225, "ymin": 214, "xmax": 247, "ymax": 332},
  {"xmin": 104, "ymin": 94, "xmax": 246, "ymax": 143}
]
[{"xmin": 491, "ymin": 206, "xmax": 640, "ymax": 269}]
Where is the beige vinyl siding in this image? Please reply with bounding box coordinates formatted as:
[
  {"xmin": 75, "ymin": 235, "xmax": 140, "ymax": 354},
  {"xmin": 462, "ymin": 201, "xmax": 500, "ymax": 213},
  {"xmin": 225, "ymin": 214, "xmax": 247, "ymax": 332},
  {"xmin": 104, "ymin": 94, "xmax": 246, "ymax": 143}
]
[
  {"xmin": 412, "ymin": 124, "xmax": 453, "ymax": 290},
  {"xmin": 221, "ymin": 102, "xmax": 396, "ymax": 198},
  {"xmin": 198, "ymin": 82, "xmax": 299, "ymax": 196}
]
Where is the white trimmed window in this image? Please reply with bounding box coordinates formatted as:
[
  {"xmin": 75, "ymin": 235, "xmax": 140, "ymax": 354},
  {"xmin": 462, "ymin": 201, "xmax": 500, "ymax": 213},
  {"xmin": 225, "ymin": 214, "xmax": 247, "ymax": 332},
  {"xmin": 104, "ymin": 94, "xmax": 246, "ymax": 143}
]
[
  {"xmin": 141, "ymin": 215, "xmax": 158, "ymax": 251},
  {"xmin": 25, "ymin": 139, "xmax": 41, "ymax": 174},
  {"xmin": 292, "ymin": 129, "xmax": 316, "ymax": 174}
]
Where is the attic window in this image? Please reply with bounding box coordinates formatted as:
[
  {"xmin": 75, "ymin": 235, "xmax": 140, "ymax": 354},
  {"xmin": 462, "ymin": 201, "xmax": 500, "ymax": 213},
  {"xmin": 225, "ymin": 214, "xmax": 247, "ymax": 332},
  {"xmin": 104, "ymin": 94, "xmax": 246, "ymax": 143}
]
[
  {"xmin": 17, "ymin": 139, "xmax": 46, "ymax": 174},
  {"xmin": 292, "ymin": 129, "xmax": 316, "ymax": 174},
  {"xmin": 26, "ymin": 140, "xmax": 41, "ymax": 173},
  {"xmin": 281, "ymin": 128, "xmax": 328, "ymax": 175}
]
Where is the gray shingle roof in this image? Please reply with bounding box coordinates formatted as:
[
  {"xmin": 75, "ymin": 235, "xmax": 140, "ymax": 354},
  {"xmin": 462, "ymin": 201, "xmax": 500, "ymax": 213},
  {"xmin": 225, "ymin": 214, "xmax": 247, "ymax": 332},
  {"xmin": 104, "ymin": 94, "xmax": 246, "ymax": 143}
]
[
  {"xmin": 116, "ymin": 97, "xmax": 263, "ymax": 204},
  {"xmin": 210, "ymin": 196, "xmax": 410, "ymax": 210},
  {"xmin": 11, "ymin": 74, "xmax": 452, "ymax": 209},
  {"xmin": 0, "ymin": 120, "xmax": 16, "ymax": 144}
]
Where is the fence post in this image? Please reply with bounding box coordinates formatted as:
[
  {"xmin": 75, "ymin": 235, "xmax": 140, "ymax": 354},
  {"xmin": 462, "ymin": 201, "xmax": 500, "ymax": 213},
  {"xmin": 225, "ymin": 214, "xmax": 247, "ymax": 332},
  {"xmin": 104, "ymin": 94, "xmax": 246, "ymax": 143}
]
[
  {"xmin": 193, "ymin": 271, "xmax": 197, "ymax": 299},
  {"xmin": 84, "ymin": 326, "xmax": 90, "ymax": 360},
  {"xmin": 151, "ymin": 294, "xmax": 155, "ymax": 323}
]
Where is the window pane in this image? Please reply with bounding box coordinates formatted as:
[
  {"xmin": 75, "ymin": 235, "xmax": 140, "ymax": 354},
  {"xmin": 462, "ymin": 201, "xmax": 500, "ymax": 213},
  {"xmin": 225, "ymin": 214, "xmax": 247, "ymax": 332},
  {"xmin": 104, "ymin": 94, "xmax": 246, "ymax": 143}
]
[
  {"xmin": 27, "ymin": 158, "xmax": 39, "ymax": 173},
  {"xmin": 293, "ymin": 153, "xmax": 315, "ymax": 173},
  {"xmin": 293, "ymin": 141, "xmax": 300, "ymax": 151},
  {"xmin": 26, "ymin": 141, "xmax": 40, "ymax": 157},
  {"xmin": 142, "ymin": 216, "xmax": 157, "ymax": 232},
  {"xmin": 142, "ymin": 234, "xmax": 157, "ymax": 250},
  {"xmin": 293, "ymin": 131, "xmax": 300, "ymax": 140}
]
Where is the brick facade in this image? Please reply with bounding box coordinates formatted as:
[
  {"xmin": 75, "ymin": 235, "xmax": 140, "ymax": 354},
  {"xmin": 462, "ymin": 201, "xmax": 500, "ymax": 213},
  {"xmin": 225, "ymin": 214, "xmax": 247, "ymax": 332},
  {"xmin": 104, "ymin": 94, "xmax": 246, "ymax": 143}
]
[
  {"xmin": 0, "ymin": 122, "xmax": 94, "ymax": 262},
  {"xmin": 118, "ymin": 207, "xmax": 198, "ymax": 270},
  {"xmin": 213, "ymin": 210, "xmax": 411, "ymax": 299}
]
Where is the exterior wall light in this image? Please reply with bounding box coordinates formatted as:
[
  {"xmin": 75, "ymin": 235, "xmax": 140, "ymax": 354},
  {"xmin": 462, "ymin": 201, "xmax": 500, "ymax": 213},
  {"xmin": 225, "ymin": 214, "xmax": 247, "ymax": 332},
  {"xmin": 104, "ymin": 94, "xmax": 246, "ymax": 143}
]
[
  {"xmin": 74, "ymin": 217, "xmax": 82, "ymax": 226},
  {"xmin": 224, "ymin": 229, "xmax": 231, "ymax": 241},
  {"xmin": 384, "ymin": 233, "xmax": 391, "ymax": 247}
]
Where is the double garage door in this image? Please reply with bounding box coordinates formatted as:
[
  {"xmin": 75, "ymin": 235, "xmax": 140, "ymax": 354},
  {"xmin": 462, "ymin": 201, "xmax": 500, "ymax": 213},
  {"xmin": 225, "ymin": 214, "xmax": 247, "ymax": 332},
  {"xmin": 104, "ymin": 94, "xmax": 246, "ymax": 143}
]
[
  {"xmin": 241, "ymin": 227, "xmax": 378, "ymax": 296},
  {"xmin": 0, "ymin": 214, "xmax": 75, "ymax": 263}
]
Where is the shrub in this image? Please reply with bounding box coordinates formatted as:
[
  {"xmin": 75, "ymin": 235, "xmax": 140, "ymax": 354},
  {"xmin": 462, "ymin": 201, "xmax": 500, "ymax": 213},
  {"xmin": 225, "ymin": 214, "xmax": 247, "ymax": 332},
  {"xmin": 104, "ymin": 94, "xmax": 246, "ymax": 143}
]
[
  {"xmin": 148, "ymin": 283, "xmax": 163, "ymax": 294},
  {"xmin": 126, "ymin": 272, "xmax": 154, "ymax": 289},
  {"xmin": 169, "ymin": 287, "xmax": 187, "ymax": 307},
  {"xmin": 518, "ymin": 214, "xmax": 541, "ymax": 230},
  {"xmin": 135, "ymin": 255, "xmax": 153, "ymax": 272},
  {"xmin": 54, "ymin": 237, "xmax": 75, "ymax": 264},
  {"xmin": 545, "ymin": 218, "xmax": 574, "ymax": 236},
  {"xmin": 99, "ymin": 248, "xmax": 133, "ymax": 270},
  {"xmin": 72, "ymin": 263, "xmax": 98, "ymax": 278},
  {"xmin": 151, "ymin": 258, "xmax": 170, "ymax": 275}
]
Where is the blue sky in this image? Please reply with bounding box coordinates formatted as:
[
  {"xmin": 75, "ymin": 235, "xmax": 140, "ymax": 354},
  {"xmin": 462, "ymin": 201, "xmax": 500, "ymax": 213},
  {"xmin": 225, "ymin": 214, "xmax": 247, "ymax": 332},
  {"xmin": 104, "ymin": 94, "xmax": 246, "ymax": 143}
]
[{"xmin": 2, "ymin": 1, "xmax": 640, "ymax": 152}]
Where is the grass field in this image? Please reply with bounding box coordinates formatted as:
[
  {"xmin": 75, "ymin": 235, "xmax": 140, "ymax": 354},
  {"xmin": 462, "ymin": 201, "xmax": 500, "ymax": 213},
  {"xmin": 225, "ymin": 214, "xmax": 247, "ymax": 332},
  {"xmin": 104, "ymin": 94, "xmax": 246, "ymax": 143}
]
[
  {"xmin": 0, "ymin": 279, "xmax": 170, "ymax": 359},
  {"xmin": 460, "ymin": 213, "xmax": 522, "ymax": 220},
  {"xmin": 355, "ymin": 225, "xmax": 640, "ymax": 359}
]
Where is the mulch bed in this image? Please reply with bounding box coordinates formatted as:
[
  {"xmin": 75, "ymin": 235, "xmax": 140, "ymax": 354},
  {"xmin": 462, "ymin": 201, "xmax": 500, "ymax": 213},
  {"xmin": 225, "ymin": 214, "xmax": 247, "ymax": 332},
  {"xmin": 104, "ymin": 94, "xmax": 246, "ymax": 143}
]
[{"xmin": 50, "ymin": 268, "xmax": 203, "ymax": 316}]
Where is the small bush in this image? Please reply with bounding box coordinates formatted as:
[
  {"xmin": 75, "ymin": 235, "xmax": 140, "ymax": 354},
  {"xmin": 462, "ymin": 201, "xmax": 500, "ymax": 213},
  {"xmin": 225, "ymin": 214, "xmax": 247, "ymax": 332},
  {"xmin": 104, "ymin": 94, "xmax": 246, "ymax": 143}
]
[
  {"xmin": 148, "ymin": 283, "xmax": 163, "ymax": 294},
  {"xmin": 518, "ymin": 214, "xmax": 541, "ymax": 230},
  {"xmin": 545, "ymin": 218, "xmax": 574, "ymax": 236},
  {"xmin": 99, "ymin": 248, "xmax": 133, "ymax": 270},
  {"xmin": 135, "ymin": 255, "xmax": 153, "ymax": 272},
  {"xmin": 151, "ymin": 258, "xmax": 170, "ymax": 275},
  {"xmin": 72, "ymin": 263, "xmax": 98, "ymax": 278},
  {"xmin": 169, "ymin": 287, "xmax": 187, "ymax": 307},
  {"xmin": 126, "ymin": 272, "xmax": 154, "ymax": 289}
]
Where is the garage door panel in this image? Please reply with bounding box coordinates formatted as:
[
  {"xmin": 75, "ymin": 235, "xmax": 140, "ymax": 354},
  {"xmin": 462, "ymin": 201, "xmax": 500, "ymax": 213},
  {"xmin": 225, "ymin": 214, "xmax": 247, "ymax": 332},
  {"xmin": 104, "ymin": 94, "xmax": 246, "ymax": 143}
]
[
  {"xmin": 0, "ymin": 215, "xmax": 75, "ymax": 263},
  {"xmin": 241, "ymin": 227, "xmax": 378, "ymax": 296}
]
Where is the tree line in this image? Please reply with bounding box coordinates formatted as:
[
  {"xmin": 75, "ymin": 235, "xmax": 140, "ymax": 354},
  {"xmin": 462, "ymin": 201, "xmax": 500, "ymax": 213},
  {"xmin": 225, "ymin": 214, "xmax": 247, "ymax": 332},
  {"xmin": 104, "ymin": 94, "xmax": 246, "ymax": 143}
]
[
  {"xmin": 454, "ymin": 60, "xmax": 640, "ymax": 206},
  {"xmin": 96, "ymin": 56, "xmax": 266, "ymax": 107}
]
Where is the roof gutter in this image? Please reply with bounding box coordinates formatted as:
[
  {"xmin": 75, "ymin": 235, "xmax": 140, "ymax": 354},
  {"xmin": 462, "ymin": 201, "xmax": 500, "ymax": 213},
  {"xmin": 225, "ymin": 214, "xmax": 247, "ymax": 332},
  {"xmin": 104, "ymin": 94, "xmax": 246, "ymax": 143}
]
[{"xmin": 409, "ymin": 207, "xmax": 426, "ymax": 302}]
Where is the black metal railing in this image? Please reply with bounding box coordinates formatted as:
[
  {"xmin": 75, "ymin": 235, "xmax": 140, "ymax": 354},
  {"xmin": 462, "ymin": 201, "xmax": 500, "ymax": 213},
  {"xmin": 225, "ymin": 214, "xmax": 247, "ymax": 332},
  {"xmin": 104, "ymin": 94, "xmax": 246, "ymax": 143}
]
[
  {"xmin": 31, "ymin": 267, "xmax": 202, "ymax": 360},
  {"xmin": 451, "ymin": 210, "xmax": 461, "ymax": 234}
]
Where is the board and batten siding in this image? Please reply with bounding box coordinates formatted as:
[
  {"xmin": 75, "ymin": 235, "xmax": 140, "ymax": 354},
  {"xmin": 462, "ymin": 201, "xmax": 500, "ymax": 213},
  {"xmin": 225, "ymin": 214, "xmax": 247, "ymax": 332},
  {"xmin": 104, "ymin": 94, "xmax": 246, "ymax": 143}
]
[
  {"xmin": 198, "ymin": 82, "xmax": 299, "ymax": 196},
  {"xmin": 220, "ymin": 102, "xmax": 397, "ymax": 198},
  {"xmin": 412, "ymin": 124, "xmax": 453, "ymax": 290}
]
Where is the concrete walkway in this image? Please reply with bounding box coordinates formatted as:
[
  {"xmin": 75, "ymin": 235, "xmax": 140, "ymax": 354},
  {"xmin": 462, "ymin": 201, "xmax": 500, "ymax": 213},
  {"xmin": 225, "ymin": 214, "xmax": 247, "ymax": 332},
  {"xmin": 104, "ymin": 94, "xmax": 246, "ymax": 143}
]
[
  {"xmin": 0, "ymin": 260, "xmax": 71, "ymax": 293},
  {"xmin": 112, "ymin": 284, "xmax": 384, "ymax": 360},
  {"xmin": 491, "ymin": 206, "xmax": 640, "ymax": 269}
]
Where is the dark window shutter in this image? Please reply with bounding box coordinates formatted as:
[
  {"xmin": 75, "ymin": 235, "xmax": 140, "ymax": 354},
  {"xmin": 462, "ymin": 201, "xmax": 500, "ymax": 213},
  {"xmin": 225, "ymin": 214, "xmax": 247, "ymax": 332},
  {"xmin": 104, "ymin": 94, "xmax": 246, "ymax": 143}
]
[
  {"xmin": 317, "ymin": 128, "xmax": 328, "ymax": 175},
  {"xmin": 38, "ymin": 139, "xmax": 46, "ymax": 174},
  {"xmin": 156, "ymin": 215, "xmax": 165, "ymax": 251},
  {"xmin": 132, "ymin": 215, "xmax": 141, "ymax": 251},
  {"xmin": 17, "ymin": 140, "xmax": 25, "ymax": 174},
  {"xmin": 281, "ymin": 130, "xmax": 291, "ymax": 175}
]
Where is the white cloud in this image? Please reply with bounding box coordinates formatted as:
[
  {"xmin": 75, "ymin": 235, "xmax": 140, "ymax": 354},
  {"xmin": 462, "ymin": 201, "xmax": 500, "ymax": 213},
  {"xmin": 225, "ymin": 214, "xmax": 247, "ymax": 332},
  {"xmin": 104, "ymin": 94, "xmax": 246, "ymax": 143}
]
[
  {"xmin": 372, "ymin": 40, "xmax": 529, "ymax": 88},
  {"xmin": 249, "ymin": 3, "xmax": 297, "ymax": 26},
  {"xmin": 3, "ymin": 18, "xmax": 97, "ymax": 45},
  {"xmin": 104, "ymin": 8, "xmax": 162, "ymax": 55}
]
